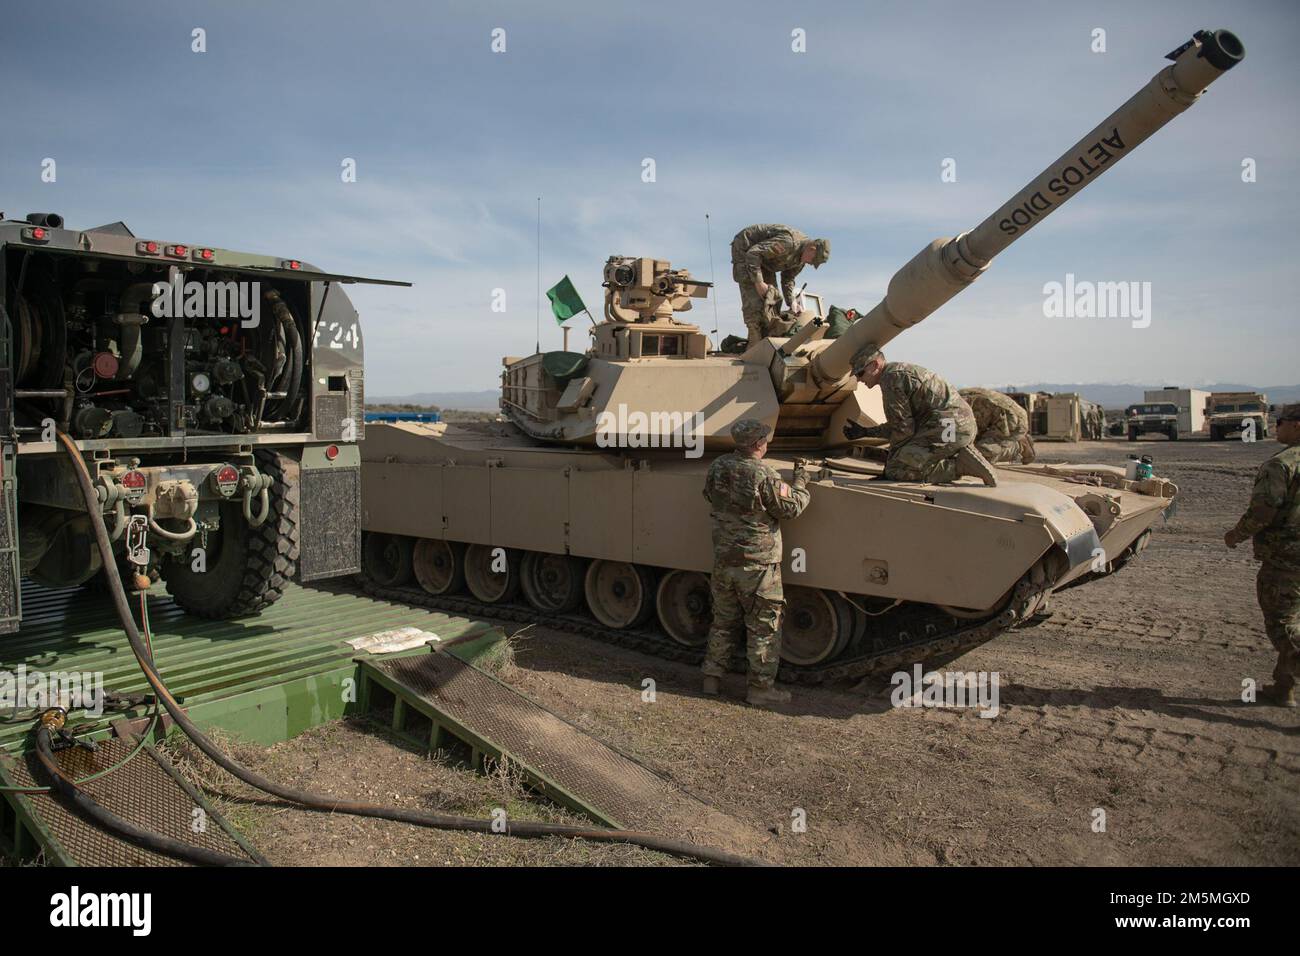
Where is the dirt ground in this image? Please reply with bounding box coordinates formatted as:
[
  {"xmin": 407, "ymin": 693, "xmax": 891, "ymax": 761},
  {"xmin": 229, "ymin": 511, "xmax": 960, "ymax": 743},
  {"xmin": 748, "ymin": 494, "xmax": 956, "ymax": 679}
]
[{"xmin": 189, "ymin": 435, "xmax": 1297, "ymax": 866}]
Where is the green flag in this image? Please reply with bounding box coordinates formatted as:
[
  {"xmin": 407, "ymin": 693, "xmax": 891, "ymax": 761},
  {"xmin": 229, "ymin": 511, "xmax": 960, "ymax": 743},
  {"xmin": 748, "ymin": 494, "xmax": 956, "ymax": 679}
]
[{"xmin": 546, "ymin": 275, "xmax": 585, "ymax": 324}]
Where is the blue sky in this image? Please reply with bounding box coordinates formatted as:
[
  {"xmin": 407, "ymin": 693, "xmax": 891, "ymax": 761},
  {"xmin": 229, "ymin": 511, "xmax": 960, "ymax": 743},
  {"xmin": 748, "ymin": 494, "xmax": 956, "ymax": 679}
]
[{"xmin": 3, "ymin": 0, "xmax": 1295, "ymax": 393}]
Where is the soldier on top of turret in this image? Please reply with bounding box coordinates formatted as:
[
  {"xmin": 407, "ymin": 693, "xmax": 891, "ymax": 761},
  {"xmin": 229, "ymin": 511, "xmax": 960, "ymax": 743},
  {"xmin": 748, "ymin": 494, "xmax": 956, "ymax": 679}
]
[{"xmin": 730, "ymin": 224, "xmax": 830, "ymax": 346}]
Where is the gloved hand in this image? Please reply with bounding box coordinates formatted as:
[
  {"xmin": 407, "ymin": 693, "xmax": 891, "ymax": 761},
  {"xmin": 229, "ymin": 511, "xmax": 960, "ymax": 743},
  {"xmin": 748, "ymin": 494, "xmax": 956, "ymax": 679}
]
[
  {"xmin": 792, "ymin": 458, "xmax": 809, "ymax": 488},
  {"xmin": 843, "ymin": 421, "xmax": 871, "ymax": 441}
]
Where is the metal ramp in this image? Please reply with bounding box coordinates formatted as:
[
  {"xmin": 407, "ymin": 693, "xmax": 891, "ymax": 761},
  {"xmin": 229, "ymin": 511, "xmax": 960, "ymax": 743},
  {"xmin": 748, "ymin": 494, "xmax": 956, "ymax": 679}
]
[
  {"xmin": 0, "ymin": 722, "xmax": 263, "ymax": 866},
  {"xmin": 361, "ymin": 652, "xmax": 766, "ymax": 853}
]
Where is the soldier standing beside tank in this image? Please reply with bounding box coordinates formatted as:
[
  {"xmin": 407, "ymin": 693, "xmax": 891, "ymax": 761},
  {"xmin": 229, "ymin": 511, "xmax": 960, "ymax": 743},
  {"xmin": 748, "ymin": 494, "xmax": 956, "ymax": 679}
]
[
  {"xmin": 960, "ymin": 387, "xmax": 1036, "ymax": 464},
  {"xmin": 1225, "ymin": 403, "xmax": 1300, "ymax": 708},
  {"xmin": 701, "ymin": 419, "xmax": 810, "ymax": 708},
  {"xmin": 730, "ymin": 224, "xmax": 830, "ymax": 346},
  {"xmin": 842, "ymin": 348, "xmax": 998, "ymax": 487}
]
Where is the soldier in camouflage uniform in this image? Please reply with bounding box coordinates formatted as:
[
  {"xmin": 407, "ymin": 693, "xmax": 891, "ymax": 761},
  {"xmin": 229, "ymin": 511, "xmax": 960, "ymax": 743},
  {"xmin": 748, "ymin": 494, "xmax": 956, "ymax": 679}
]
[
  {"xmin": 1225, "ymin": 403, "xmax": 1300, "ymax": 708},
  {"xmin": 842, "ymin": 348, "xmax": 998, "ymax": 486},
  {"xmin": 730, "ymin": 224, "xmax": 831, "ymax": 347},
  {"xmin": 960, "ymin": 387, "xmax": 1036, "ymax": 464},
  {"xmin": 701, "ymin": 419, "xmax": 810, "ymax": 707}
]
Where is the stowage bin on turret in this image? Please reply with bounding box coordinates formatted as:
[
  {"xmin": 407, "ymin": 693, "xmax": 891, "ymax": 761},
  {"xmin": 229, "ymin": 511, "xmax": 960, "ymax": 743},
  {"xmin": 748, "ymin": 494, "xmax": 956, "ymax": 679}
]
[{"xmin": 360, "ymin": 30, "xmax": 1241, "ymax": 678}]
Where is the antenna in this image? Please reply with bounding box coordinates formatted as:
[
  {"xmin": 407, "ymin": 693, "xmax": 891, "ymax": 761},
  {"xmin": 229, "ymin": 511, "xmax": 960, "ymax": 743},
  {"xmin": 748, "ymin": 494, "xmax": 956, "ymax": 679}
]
[
  {"xmin": 535, "ymin": 197, "xmax": 541, "ymax": 354},
  {"xmin": 705, "ymin": 213, "xmax": 720, "ymax": 338}
]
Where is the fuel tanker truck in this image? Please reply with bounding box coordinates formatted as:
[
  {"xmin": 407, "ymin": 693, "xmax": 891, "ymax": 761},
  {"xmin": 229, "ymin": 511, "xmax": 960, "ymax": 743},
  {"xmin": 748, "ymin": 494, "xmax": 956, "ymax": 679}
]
[
  {"xmin": 0, "ymin": 214, "xmax": 408, "ymax": 632},
  {"xmin": 358, "ymin": 29, "xmax": 1243, "ymax": 683}
]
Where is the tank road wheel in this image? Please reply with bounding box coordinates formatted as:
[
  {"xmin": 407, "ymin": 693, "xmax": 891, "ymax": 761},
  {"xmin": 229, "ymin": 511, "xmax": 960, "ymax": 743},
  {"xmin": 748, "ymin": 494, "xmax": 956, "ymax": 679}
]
[
  {"xmin": 655, "ymin": 570, "xmax": 712, "ymax": 647},
  {"xmin": 463, "ymin": 544, "xmax": 522, "ymax": 604},
  {"xmin": 163, "ymin": 451, "xmax": 299, "ymax": 619},
  {"xmin": 360, "ymin": 532, "xmax": 414, "ymax": 588},
  {"xmin": 412, "ymin": 538, "xmax": 465, "ymax": 595},
  {"xmin": 520, "ymin": 551, "xmax": 585, "ymax": 613},
  {"xmin": 780, "ymin": 587, "xmax": 853, "ymax": 666},
  {"xmin": 584, "ymin": 560, "xmax": 656, "ymax": 629}
]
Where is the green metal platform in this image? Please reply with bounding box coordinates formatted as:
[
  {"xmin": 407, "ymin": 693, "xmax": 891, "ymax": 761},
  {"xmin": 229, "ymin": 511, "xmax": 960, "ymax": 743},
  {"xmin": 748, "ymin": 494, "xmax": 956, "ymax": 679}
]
[
  {"xmin": 1, "ymin": 579, "xmax": 504, "ymax": 864},
  {"xmin": 1, "ymin": 580, "xmax": 503, "ymax": 756}
]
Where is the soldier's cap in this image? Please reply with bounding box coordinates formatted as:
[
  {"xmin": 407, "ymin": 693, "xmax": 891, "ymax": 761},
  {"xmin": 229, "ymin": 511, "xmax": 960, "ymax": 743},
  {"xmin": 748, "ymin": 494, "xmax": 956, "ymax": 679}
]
[
  {"xmin": 809, "ymin": 238, "xmax": 831, "ymax": 268},
  {"xmin": 1278, "ymin": 403, "xmax": 1300, "ymax": 423},
  {"xmin": 850, "ymin": 344, "xmax": 884, "ymax": 377},
  {"xmin": 731, "ymin": 419, "xmax": 772, "ymax": 447}
]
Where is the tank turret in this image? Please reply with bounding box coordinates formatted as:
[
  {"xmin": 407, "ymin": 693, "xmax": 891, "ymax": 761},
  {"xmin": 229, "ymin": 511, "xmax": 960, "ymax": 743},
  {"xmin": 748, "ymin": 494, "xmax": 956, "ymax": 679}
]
[{"xmin": 501, "ymin": 29, "xmax": 1243, "ymax": 451}]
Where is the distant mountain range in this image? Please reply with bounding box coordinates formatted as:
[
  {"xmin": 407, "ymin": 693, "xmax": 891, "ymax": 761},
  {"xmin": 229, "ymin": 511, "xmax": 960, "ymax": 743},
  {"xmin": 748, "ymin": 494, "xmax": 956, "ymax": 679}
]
[
  {"xmin": 992, "ymin": 384, "xmax": 1300, "ymax": 409},
  {"xmin": 371, "ymin": 384, "xmax": 1300, "ymax": 413},
  {"xmin": 368, "ymin": 390, "xmax": 500, "ymax": 410}
]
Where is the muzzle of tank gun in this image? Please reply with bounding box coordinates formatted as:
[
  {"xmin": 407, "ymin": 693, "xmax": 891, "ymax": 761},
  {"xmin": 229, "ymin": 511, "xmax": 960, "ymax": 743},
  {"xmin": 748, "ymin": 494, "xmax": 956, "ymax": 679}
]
[{"xmin": 808, "ymin": 28, "xmax": 1245, "ymax": 387}]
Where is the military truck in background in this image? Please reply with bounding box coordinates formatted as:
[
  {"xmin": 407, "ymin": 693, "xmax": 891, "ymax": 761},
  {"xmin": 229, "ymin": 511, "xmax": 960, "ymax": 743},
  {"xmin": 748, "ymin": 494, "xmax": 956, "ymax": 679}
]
[
  {"xmin": 1206, "ymin": 391, "xmax": 1269, "ymax": 441},
  {"xmin": 0, "ymin": 212, "xmax": 407, "ymax": 633},
  {"xmin": 1125, "ymin": 401, "xmax": 1181, "ymax": 441},
  {"xmin": 1144, "ymin": 386, "xmax": 1208, "ymax": 436}
]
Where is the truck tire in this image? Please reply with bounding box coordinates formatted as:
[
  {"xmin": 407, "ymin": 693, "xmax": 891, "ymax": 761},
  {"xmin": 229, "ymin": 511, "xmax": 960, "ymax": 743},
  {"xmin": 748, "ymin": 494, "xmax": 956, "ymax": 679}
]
[{"xmin": 162, "ymin": 450, "xmax": 299, "ymax": 619}]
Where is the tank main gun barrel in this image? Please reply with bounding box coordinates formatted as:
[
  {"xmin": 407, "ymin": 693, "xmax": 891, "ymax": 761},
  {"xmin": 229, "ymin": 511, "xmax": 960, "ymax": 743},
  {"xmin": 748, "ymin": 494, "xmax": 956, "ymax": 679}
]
[{"xmin": 810, "ymin": 28, "xmax": 1244, "ymax": 386}]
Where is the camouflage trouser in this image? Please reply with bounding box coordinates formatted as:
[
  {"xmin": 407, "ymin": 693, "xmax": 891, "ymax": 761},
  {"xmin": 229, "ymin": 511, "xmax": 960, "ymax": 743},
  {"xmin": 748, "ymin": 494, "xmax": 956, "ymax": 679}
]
[
  {"xmin": 733, "ymin": 264, "xmax": 789, "ymax": 346},
  {"xmin": 976, "ymin": 435, "xmax": 1023, "ymax": 464},
  {"xmin": 702, "ymin": 563, "xmax": 784, "ymax": 688},
  {"xmin": 884, "ymin": 421, "xmax": 975, "ymax": 482},
  {"xmin": 1257, "ymin": 564, "xmax": 1300, "ymax": 690}
]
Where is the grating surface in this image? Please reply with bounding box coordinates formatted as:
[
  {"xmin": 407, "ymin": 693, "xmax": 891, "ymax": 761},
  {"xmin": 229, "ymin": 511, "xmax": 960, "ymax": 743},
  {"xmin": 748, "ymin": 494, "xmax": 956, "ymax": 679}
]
[
  {"xmin": 2, "ymin": 737, "xmax": 259, "ymax": 866},
  {"xmin": 374, "ymin": 654, "xmax": 764, "ymax": 850},
  {"xmin": 1, "ymin": 580, "xmax": 499, "ymax": 755}
]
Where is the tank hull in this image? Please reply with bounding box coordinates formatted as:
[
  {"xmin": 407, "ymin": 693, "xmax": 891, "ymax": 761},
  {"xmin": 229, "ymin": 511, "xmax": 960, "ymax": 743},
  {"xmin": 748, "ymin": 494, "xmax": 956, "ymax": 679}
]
[{"xmin": 358, "ymin": 422, "xmax": 1171, "ymax": 678}]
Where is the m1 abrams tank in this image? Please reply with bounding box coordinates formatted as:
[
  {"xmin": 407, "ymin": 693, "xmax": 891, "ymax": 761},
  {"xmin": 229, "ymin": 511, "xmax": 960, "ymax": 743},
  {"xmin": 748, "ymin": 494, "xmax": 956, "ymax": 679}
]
[{"xmin": 359, "ymin": 29, "xmax": 1243, "ymax": 683}]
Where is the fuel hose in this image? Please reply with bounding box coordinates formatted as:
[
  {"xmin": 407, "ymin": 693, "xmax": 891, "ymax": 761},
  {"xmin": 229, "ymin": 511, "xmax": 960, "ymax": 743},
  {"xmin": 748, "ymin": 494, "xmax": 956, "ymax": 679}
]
[{"xmin": 56, "ymin": 430, "xmax": 761, "ymax": 867}]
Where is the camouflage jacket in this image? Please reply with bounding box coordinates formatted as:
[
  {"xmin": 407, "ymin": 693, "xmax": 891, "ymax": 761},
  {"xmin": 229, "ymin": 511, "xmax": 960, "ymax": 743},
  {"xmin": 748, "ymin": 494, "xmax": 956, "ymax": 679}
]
[
  {"xmin": 730, "ymin": 223, "xmax": 808, "ymax": 307},
  {"xmin": 866, "ymin": 362, "xmax": 973, "ymax": 446},
  {"xmin": 703, "ymin": 453, "xmax": 810, "ymax": 566},
  {"xmin": 960, "ymin": 387, "xmax": 1028, "ymax": 438},
  {"xmin": 1231, "ymin": 443, "xmax": 1300, "ymax": 571}
]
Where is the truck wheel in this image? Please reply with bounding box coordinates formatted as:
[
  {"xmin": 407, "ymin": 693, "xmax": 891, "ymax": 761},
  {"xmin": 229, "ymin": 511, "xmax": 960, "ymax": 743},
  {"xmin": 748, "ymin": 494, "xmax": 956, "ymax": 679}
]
[{"xmin": 162, "ymin": 451, "xmax": 299, "ymax": 619}]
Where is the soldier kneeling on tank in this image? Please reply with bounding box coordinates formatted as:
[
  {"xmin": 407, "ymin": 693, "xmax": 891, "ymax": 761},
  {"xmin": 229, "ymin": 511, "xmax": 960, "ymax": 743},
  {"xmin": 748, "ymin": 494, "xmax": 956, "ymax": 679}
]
[
  {"xmin": 842, "ymin": 347, "xmax": 999, "ymax": 487},
  {"xmin": 960, "ymin": 387, "xmax": 1037, "ymax": 464},
  {"xmin": 1225, "ymin": 403, "xmax": 1300, "ymax": 708},
  {"xmin": 700, "ymin": 419, "xmax": 810, "ymax": 708}
]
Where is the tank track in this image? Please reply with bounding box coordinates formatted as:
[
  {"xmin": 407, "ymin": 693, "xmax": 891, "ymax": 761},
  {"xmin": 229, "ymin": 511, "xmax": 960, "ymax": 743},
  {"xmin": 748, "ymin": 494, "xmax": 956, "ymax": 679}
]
[{"xmin": 358, "ymin": 575, "xmax": 1044, "ymax": 687}]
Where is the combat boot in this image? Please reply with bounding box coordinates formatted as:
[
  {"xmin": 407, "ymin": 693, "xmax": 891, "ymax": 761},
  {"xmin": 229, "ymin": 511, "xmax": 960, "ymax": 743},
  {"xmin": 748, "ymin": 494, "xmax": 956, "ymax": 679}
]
[
  {"xmin": 747, "ymin": 684, "xmax": 791, "ymax": 708},
  {"xmin": 955, "ymin": 446, "xmax": 998, "ymax": 487},
  {"xmin": 1018, "ymin": 435, "xmax": 1037, "ymax": 464},
  {"xmin": 1258, "ymin": 683, "xmax": 1297, "ymax": 708},
  {"xmin": 702, "ymin": 675, "xmax": 720, "ymax": 696}
]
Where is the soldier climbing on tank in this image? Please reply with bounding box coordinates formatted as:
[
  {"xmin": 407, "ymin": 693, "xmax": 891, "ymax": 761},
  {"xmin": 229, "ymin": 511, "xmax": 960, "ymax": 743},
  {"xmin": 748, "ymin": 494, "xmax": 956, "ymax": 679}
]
[
  {"xmin": 1225, "ymin": 403, "xmax": 1300, "ymax": 708},
  {"xmin": 842, "ymin": 347, "xmax": 998, "ymax": 487},
  {"xmin": 730, "ymin": 224, "xmax": 830, "ymax": 347},
  {"xmin": 701, "ymin": 419, "xmax": 810, "ymax": 708},
  {"xmin": 960, "ymin": 387, "xmax": 1036, "ymax": 464}
]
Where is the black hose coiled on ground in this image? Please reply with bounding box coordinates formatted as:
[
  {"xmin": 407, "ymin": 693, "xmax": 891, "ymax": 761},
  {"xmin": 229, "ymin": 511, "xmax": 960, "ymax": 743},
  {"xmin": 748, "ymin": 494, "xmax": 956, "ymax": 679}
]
[
  {"xmin": 33, "ymin": 710, "xmax": 253, "ymax": 867},
  {"xmin": 55, "ymin": 431, "xmax": 760, "ymax": 867}
]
